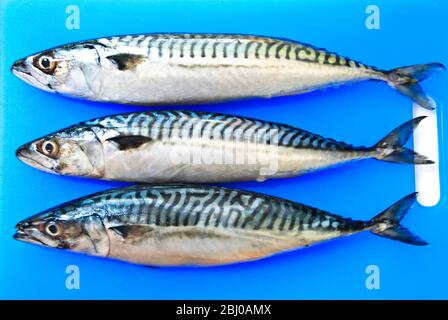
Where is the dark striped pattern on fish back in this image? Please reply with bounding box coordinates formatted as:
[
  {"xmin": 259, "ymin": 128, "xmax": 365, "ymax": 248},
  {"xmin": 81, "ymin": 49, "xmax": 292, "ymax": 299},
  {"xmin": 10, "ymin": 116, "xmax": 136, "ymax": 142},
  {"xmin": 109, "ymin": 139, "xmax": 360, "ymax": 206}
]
[
  {"xmin": 83, "ymin": 110, "xmax": 356, "ymax": 151},
  {"xmin": 91, "ymin": 33, "xmax": 374, "ymax": 70},
  {"xmin": 62, "ymin": 185, "xmax": 363, "ymax": 234}
]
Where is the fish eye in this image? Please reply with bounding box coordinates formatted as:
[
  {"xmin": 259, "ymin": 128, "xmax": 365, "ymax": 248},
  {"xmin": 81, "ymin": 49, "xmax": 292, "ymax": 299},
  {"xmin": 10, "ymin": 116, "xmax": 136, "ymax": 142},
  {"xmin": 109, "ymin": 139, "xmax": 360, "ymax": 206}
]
[
  {"xmin": 33, "ymin": 54, "xmax": 57, "ymax": 73},
  {"xmin": 45, "ymin": 222, "xmax": 62, "ymax": 237},
  {"xmin": 40, "ymin": 57, "xmax": 51, "ymax": 69},
  {"xmin": 40, "ymin": 140, "xmax": 59, "ymax": 158}
]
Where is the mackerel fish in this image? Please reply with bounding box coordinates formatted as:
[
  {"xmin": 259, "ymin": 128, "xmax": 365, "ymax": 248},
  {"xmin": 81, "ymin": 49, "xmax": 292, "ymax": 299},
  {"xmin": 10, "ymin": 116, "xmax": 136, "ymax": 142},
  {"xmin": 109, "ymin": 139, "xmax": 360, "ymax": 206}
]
[
  {"xmin": 13, "ymin": 184, "xmax": 427, "ymax": 267},
  {"xmin": 11, "ymin": 34, "xmax": 444, "ymax": 109},
  {"xmin": 16, "ymin": 111, "xmax": 432, "ymax": 183}
]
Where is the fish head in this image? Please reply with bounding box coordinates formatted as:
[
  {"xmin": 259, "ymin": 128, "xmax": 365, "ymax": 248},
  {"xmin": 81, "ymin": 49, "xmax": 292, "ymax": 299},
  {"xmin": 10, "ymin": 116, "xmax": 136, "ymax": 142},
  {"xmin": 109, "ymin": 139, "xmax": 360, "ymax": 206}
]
[
  {"xmin": 11, "ymin": 43, "xmax": 100, "ymax": 98},
  {"xmin": 16, "ymin": 126, "xmax": 105, "ymax": 178},
  {"xmin": 14, "ymin": 204, "xmax": 110, "ymax": 256}
]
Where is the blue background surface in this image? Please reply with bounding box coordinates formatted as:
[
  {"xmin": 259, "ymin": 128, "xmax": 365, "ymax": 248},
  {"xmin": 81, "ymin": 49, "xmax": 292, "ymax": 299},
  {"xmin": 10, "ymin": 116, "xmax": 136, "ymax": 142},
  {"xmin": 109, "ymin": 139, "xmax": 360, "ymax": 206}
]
[{"xmin": 0, "ymin": 0, "xmax": 447, "ymax": 299}]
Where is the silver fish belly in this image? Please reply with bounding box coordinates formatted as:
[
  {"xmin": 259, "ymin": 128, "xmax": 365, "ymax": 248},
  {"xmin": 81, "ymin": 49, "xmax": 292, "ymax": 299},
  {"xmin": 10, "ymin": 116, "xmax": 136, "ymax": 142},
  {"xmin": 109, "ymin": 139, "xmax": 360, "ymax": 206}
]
[
  {"xmin": 11, "ymin": 34, "xmax": 444, "ymax": 109},
  {"xmin": 13, "ymin": 185, "xmax": 427, "ymax": 267},
  {"xmin": 15, "ymin": 111, "xmax": 432, "ymax": 183}
]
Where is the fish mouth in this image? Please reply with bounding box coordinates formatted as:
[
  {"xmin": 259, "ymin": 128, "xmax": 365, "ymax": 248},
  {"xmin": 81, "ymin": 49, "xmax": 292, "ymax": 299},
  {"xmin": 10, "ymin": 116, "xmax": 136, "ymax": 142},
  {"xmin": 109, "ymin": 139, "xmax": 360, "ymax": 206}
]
[
  {"xmin": 11, "ymin": 58, "xmax": 55, "ymax": 93},
  {"xmin": 16, "ymin": 146, "xmax": 57, "ymax": 174},
  {"xmin": 14, "ymin": 223, "xmax": 69, "ymax": 249},
  {"xmin": 11, "ymin": 59, "xmax": 33, "ymax": 81},
  {"xmin": 13, "ymin": 228, "xmax": 46, "ymax": 246},
  {"xmin": 11, "ymin": 58, "xmax": 27, "ymax": 74}
]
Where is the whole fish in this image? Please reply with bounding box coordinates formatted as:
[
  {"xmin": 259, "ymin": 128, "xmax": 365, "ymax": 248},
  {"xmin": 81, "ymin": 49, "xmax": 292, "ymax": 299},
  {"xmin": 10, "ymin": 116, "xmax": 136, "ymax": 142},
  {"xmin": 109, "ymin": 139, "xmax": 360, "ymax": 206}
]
[
  {"xmin": 11, "ymin": 34, "xmax": 444, "ymax": 109},
  {"xmin": 14, "ymin": 185, "xmax": 426, "ymax": 267},
  {"xmin": 16, "ymin": 111, "xmax": 432, "ymax": 183}
]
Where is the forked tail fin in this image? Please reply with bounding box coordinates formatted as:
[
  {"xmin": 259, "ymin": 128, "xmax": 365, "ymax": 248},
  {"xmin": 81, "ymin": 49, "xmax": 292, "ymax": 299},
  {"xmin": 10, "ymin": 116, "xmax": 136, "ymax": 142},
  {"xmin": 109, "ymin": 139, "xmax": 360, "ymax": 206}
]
[
  {"xmin": 386, "ymin": 63, "xmax": 445, "ymax": 110},
  {"xmin": 373, "ymin": 116, "xmax": 434, "ymax": 164},
  {"xmin": 369, "ymin": 193, "xmax": 427, "ymax": 246}
]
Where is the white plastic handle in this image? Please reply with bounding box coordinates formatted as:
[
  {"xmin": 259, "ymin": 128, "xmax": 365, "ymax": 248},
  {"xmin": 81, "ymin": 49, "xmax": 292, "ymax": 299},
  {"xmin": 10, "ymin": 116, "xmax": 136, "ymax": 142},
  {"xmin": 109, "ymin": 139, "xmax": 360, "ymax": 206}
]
[{"xmin": 413, "ymin": 103, "xmax": 440, "ymax": 207}]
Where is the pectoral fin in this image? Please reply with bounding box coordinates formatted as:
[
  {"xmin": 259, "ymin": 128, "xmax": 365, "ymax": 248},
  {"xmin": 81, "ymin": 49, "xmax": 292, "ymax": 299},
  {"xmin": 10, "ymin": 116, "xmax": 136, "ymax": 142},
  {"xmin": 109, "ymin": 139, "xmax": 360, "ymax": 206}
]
[
  {"xmin": 108, "ymin": 225, "xmax": 154, "ymax": 241},
  {"xmin": 106, "ymin": 135, "xmax": 153, "ymax": 151},
  {"xmin": 106, "ymin": 53, "xmax": 146, "ymax": 71}
]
